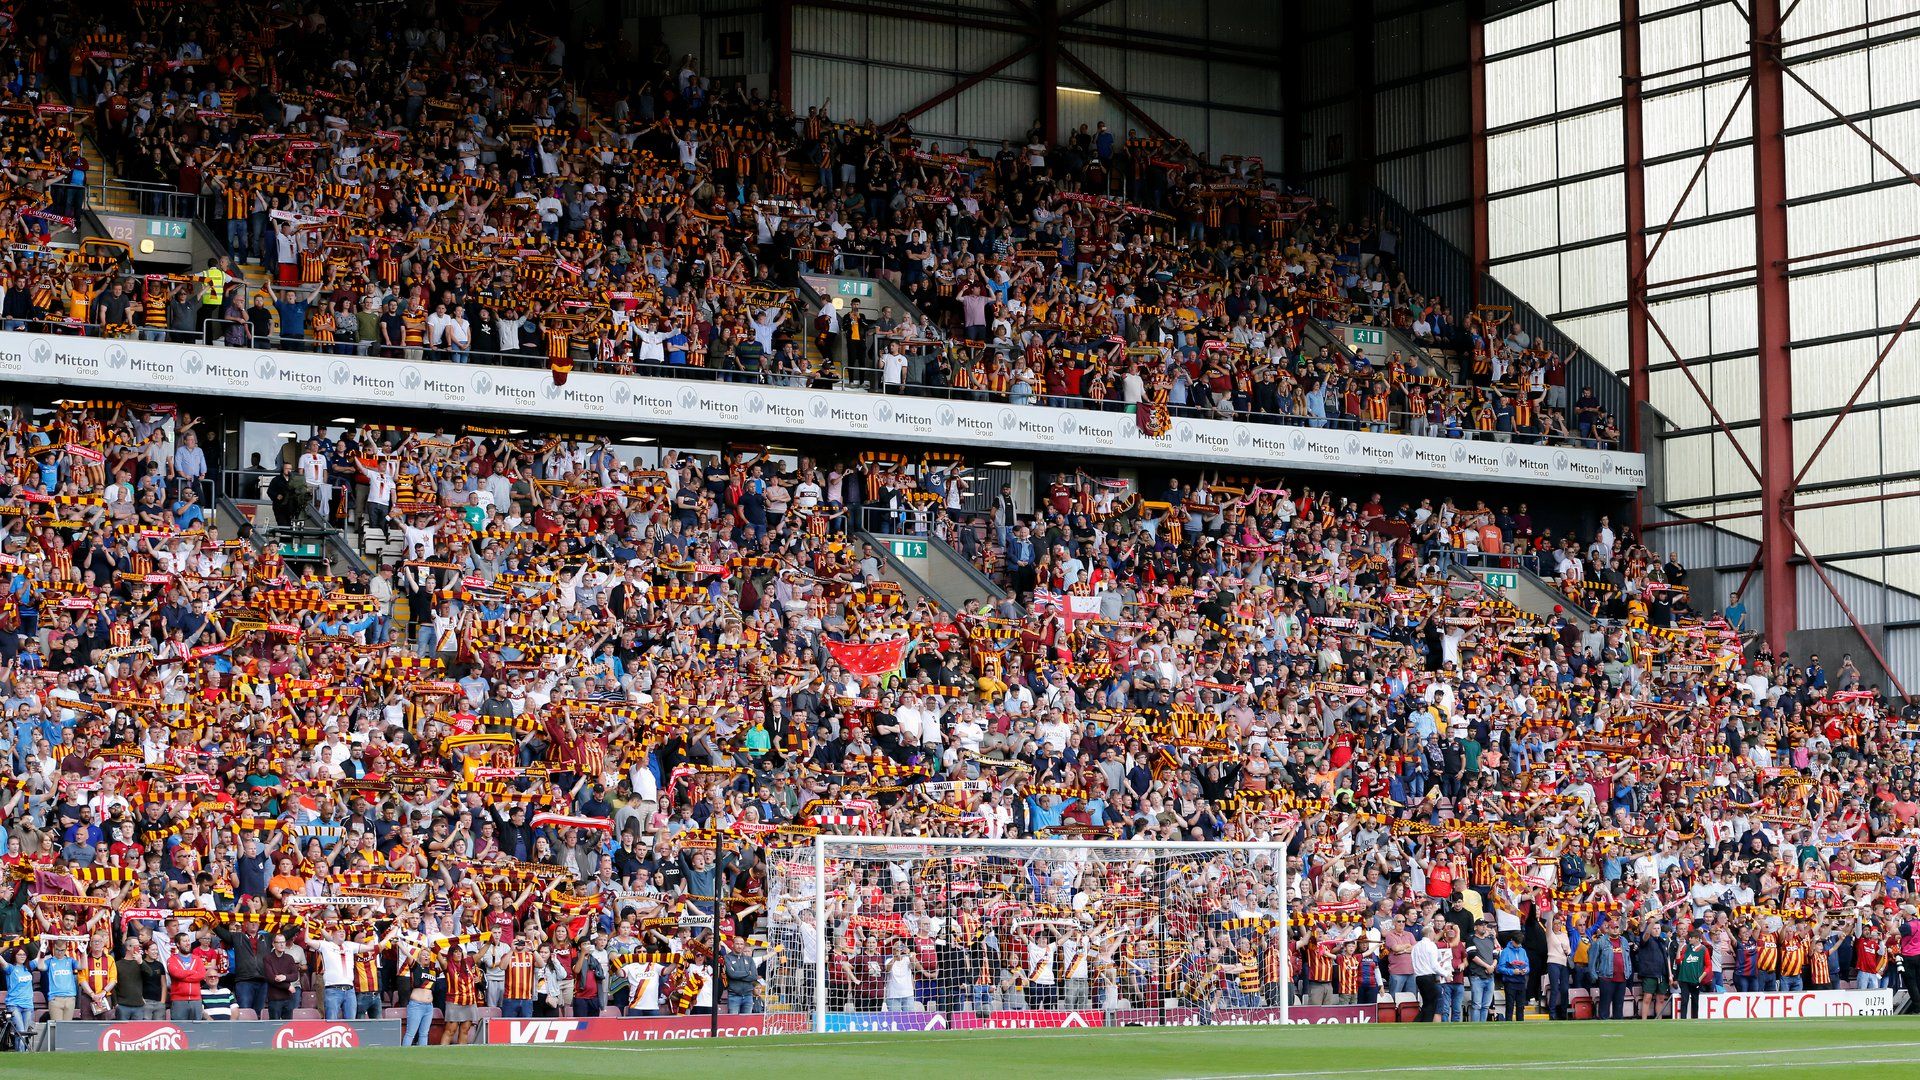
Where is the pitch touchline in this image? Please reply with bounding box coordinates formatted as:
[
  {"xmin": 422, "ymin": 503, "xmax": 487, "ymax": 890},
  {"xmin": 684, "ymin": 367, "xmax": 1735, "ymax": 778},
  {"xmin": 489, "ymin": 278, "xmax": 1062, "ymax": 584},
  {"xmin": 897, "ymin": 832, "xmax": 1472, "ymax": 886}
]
[{"xmin": 1168, "ymin": 1041, "xmax": 1920, "ymax": 1080}]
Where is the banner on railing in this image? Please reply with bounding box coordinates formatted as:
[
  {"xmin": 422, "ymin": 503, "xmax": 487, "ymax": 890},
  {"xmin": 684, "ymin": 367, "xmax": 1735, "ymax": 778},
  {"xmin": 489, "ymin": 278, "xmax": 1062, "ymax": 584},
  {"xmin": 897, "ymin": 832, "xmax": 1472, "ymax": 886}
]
[{"xmin": 0, "ymin": 332, "xmax": 1645, "ymax": 489}]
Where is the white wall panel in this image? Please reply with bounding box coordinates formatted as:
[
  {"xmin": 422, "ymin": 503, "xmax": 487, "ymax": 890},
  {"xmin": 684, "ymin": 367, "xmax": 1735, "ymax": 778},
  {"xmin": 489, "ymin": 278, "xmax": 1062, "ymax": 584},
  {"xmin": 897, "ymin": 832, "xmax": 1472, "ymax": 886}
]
[
  {"xmin": 1558, "ymin": 174, "xmax": 1625, "ymax": 244},
  {"xmin": 1485, "ymin": 3, "xmax": 1553, "ymax": 55},
  {"xmin": 1553, "ymin": 31, "xmax": 1621, "ymax": 111},
  {"xmin": 1488, "ymin": 123, "xmax": 1557, "ymax": 193},
  {"xmin": 1789, "ymin": 185, "xmax": 1920, "ymax": 259},
  {"xmin": 1489, "ymin": 188, "xmax": 1559, "ymax": 258},
  {"xmin": 1554, "ymin": 309, "xmax": 1627, "ymax": 373},
  {"xmin": 1485, "ymin": 52, "xmax": 1557, "ymax": 128},
  {"xmin": 1784, "ymin": 51, "xmax": 1871, "ymax": 129},
  {"xmin": 1786, "ymin": 125, "xmax": 1875, "ymax": 200},
  {"xmin": 1782, "ymin": 0, "xmax": 1871, "ymax": 60},
  {"xmin": 1558, "ymin": 107, "xmax": 1624, "ymax": 175},
  {"xmin": 1559, "ymin": 237, "xmax": 1620, "ymax": 309}
]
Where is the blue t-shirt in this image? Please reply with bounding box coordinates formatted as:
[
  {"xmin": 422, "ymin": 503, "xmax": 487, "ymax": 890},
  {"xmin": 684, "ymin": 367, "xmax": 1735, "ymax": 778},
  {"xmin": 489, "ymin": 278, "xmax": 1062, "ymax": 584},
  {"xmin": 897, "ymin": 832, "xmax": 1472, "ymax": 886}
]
[{"xmin": 37, "ymin": 954, "xmax": 79, "ymax": 998}]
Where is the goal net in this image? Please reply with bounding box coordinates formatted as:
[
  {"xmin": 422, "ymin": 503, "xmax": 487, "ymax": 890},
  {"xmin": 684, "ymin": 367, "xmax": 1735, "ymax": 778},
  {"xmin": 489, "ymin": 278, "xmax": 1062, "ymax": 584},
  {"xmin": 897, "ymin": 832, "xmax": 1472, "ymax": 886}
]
[{"xmin": 765, "ymin": 837, "xmax": 1291, "ymax": 1032}]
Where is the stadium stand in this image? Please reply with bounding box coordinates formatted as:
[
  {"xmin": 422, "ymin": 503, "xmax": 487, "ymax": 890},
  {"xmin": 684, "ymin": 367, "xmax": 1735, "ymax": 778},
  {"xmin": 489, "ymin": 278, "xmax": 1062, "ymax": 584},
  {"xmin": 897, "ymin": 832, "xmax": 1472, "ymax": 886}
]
[{"xmin": 0, "ymin": 0, "xmax": 1904, "ymax": 1055}]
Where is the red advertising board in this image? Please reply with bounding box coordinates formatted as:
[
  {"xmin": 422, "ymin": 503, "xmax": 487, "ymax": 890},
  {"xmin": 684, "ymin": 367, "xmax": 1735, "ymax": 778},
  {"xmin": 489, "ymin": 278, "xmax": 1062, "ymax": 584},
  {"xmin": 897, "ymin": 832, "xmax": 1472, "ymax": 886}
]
[
  {"xmin": 94, "ymin": 1022, "xmax": 189, "ymax": 1052},
  {"xmin": 486, "ymin": 1016, "xmax": 770, "ymax": 1044},
  {"xmin": 58, "ymin": 1020, "xmax": 403, "ymax": 1052}
]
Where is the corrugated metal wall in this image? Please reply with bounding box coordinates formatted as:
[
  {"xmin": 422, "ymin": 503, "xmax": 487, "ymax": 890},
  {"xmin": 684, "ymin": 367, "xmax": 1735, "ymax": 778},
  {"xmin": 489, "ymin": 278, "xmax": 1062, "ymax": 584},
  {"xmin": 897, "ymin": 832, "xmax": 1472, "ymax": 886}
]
[
  {"xmin": 1292, "ymin": 0, "xmax": 1476, "ymax": 249},
  {"xmin": 785, "ymin": 1, "xmax": 1283, "ymax": 160}
]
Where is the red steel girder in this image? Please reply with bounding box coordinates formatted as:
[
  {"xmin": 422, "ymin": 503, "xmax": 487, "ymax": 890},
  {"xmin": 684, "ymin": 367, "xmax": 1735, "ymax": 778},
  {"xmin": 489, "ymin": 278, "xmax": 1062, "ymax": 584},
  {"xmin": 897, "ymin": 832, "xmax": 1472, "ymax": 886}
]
[{"xmin": 1751, "ymin": 0, "xmax": 1796, "ymax": 654}]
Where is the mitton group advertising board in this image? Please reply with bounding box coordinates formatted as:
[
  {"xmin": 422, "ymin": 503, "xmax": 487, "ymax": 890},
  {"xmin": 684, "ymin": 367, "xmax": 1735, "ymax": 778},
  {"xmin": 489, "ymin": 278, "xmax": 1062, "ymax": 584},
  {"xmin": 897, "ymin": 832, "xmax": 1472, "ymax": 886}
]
[{"xmin": 0, "ymin": 331, "xmax": 1644, "ymax": 490}]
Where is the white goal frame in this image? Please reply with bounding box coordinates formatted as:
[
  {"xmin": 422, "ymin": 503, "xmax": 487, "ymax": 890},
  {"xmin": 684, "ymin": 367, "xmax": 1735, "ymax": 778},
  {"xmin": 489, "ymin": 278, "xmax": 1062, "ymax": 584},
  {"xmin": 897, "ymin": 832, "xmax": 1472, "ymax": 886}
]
[{"xmin": 802, "ymin": 835, "xmax": 1291, "ymax": 1034}]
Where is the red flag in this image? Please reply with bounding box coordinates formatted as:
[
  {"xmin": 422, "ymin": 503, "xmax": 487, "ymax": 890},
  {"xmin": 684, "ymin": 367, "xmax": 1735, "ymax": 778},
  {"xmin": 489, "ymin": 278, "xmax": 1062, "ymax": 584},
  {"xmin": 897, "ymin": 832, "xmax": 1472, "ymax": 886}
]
[{"xmin": 821, "ymin": 636, "xmax": 909, "ymax": 678}]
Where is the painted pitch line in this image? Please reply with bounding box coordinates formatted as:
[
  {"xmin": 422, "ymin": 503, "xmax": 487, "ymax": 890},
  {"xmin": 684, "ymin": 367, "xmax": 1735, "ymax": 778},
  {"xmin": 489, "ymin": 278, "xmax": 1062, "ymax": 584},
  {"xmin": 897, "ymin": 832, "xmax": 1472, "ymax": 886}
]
[{"xmin": 1167, "ymin": 1040, "xmax": 1920, "ymax": 1080}]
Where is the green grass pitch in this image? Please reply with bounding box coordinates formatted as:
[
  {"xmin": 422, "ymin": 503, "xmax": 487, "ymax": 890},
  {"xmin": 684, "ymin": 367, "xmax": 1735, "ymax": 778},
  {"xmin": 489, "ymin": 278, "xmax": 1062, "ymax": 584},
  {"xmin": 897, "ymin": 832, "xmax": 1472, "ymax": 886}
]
[{"xmin": 3, "ymin": 1017, "xmax": 1919, "ymax": 1079}]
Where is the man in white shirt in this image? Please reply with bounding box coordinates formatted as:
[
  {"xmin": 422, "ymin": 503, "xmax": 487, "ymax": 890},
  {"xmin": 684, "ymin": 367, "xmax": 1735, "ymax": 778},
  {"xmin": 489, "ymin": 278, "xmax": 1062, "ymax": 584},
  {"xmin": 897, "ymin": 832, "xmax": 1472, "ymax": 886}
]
[
  {"xmin": 879, "ymin": 342, "xmax": 907, "ymax": 393},
  {"xmin": 1411, "ymin": 931, "xmax": 1445, "ymax": 1021},
  {"xmin": 298, "ymin": 439, "xmax": 332, "ymax": 523},
  {"xmin": 311, "ymin": 926, "xmax": 376, "ymax": 1020}
]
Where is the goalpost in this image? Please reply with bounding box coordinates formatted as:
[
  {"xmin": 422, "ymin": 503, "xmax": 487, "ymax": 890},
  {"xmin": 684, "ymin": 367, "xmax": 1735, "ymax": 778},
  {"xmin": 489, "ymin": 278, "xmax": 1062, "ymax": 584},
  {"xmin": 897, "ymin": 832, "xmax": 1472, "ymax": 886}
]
[{"xmin": 764, "ymin": 836, "xmax": 1291, "ymax": 1034}]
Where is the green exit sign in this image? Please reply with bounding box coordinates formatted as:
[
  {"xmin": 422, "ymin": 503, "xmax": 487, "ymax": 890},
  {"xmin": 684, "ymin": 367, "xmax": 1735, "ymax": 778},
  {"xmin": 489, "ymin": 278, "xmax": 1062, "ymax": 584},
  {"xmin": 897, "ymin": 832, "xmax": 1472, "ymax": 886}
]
[
  {"xmin": 1349, "ymin": 327, "xmax": 1384, "ymax": 346},
  {"xmin": 891, "ymin": 540, "xmax": 926, "ymax": 559},
  {"xmin": 1483, "ymin": 571, "xmax": 1518, "ymax": 591},
  {"xmin": 146, "ymin": 220, "xmax": 189, "ymax": 239},
  {"xmin": 836, "ymin": 280, "xmax": 874, "ymax": 298},
  {"xmin": 278, "ymin": 542, "xmax": 322, "ymax": 559}
]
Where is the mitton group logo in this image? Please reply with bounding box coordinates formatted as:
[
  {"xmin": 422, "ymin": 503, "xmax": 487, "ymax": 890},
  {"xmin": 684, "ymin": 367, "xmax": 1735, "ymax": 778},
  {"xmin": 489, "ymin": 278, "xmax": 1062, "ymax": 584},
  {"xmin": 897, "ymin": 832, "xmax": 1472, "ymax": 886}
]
[
  {"xmin": 402, "ymin": 365, "xmax": 423, "ymax": 390},
  {"xmin": 678, "ymin": 387, "xmax": 700, "ymax": 410},
  {"xmin": 329, "ymin": 361, "xmax": 352, "ymax": 386},
  {"xmin": 471, "ymin": 371, "xmax": 493, "ymax": 397},
  {"xmin": 874, "ymin": 399, "xmax": 893, "ymax": 424},
  {"xmin": 106, "ymin": 343, "xmax": 130, "ymax": 369},
  {"xmin": 182, "ymin": 349, "xmax": 204, "ymax": 375},
  {"xmin": 613, "ymin": 382, "xmax": 632, "ymax": 406},
  {"xmin": 936, "ymin": 405, "xmax": 955, "ymax": 428},
  {"xmin": 255, "ymin": 356, "xmax": 277, "ymax": 382},
  {"xmin": 811, "ymin": 395, "xmax": 831, "ymax": 419}
]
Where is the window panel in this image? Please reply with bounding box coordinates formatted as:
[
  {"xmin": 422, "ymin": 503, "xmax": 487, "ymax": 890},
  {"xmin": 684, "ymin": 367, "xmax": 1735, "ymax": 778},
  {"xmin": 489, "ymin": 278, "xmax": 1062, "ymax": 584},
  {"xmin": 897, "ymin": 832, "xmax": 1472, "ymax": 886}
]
[
  {"xmin": 1485, "ymin": 52, "xmax": 1557, "ymax": 128},
  {"xmin": 1559, "ymin": 174, "xmax": 1626, "ymax": 243},
  {"xmin": 1559, "ymin": 240, "xmax": 1626, "ymax": 312},
  {"xmin": 1489, "ymin": 188, "xmax": 1560, "ymax": 260},
  {"xmin": 1492, "ymin": 252, "xmax": 1563, "ymax": 316},
  {"xmin": 1867, "ymin": 36, "xmax": 1920, "ymax": 110},
  {"xmin": 1557, "ymin": 107, "xmax": 1624, "ymax": 175},
  {"xmin": 1641, "ymin": 86, "xmax": 1706, "ymax": 160},
  {"xmin": 1790, "ymin": 186, "xmax": 1920, "ymax": 259},
  {"xmin": 1553, "ymin": 32, "xmax": 1622, "ymax": 111},
  {"xmin": 1488, "ymin": 123, "xmax": 1557, "ymax": 193},
  {"xmin": 1485, "ymin": 4, "xmax": 1554, "ymax": 55},
  {"xmin": 1784, "ymin": 52, "xmax": 1871, "ymax": 129},
  {"xmin": 1646, "ymin": 292, "xmax": 1713, "ymax": 361},
  {"xmin": 1781, "ymin": 0, "xmax": 1870, "ymax": 59},
  {"xmin": 1707, "ymin": 287, "xmax": 1758, "ymax": 357},
  {"xmin": 1787, "ymin": 125, "xmax": 1875, "ymax": 200},
  {"xmin": 1659, "ymin": 432, "xmax": 1720, "ymax": 503},
  {"xmin": 1791, "ymin": 269, "xmax": 1876, "ymax": 345},
  {"xmin": 1656, "ymin": 216, "xmax": 1756, "ymax": 283},
  {"xmin": 1790, "ymin": 335, "xmax": 1876, "ymax": 415},
  {"xmin": 1553, "ymin": 0, "xmax": 1614, "ymax": 36},
  {"xmin": 1554, "ymin": 309, "xmax": 1628, "ymax": 374}
]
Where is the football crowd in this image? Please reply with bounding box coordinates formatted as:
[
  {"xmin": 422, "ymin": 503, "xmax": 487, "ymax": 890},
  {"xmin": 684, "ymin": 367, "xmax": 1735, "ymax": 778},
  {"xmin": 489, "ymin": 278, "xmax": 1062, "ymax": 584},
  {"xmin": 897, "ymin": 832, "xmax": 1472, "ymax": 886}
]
[
  {"xmin": 0, "ymin": 0, "xmax": 1910, "ymax": 1056},
  {"xmin": 0, "ymin": 0, "xmax": 1622, "ymax": 449},
  {"xmin": 0, "ymin": 394, "xmax": 1910, "ymax": 1048}
]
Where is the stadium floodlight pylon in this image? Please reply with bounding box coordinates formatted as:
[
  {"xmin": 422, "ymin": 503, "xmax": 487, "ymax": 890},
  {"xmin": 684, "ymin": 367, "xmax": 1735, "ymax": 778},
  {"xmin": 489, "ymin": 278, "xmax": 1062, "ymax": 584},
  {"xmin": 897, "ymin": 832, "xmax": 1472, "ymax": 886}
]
[{"xmin": 765, "ymin": 836, "xmax": 1291, "ymax": 1034}]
